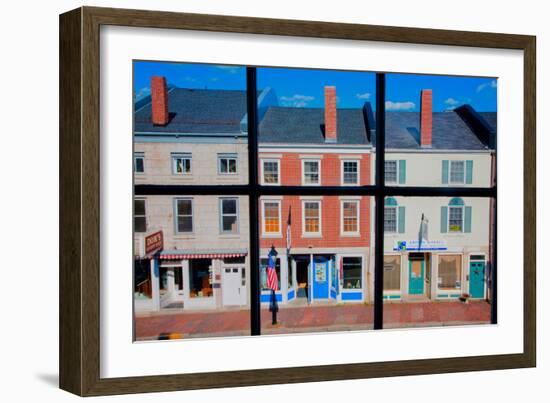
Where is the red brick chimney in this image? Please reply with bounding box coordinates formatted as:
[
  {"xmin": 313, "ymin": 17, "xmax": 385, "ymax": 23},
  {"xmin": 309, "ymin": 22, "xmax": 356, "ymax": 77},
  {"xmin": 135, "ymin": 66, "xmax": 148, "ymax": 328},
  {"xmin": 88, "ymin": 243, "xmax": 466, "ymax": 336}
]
[
  {"xmin": 420, "ymin": 89, "xmax": 432, "ymax": 147},
  {"xmin": 151, "ymin": 76, "xmax": 169, "ymax": 126},
  {"xmin": 324, "ymin": 86, "xmax": 337, "ymax": 143}
]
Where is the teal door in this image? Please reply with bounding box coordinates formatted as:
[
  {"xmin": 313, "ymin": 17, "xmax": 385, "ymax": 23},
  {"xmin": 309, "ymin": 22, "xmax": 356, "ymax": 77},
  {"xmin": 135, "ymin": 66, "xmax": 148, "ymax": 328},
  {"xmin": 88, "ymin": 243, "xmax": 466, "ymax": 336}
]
[
  {"xmin": 469, "ymin": 261, "xmax": 485, "ymax": 298},
  {"xmin": 408, "ymin": 258, "xmax": 425, "ymax": 295}
]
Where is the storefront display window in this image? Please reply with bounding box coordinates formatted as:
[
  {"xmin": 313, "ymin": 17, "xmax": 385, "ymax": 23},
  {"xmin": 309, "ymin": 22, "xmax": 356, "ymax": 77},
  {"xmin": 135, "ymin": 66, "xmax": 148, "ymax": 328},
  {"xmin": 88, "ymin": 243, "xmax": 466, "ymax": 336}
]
[
  {"xmin": 342, "ymin": 257, "xmax": 362, "ymax": 289},
  {"xmin": 189, "ymin": 259, "xmax": 213, "ymax": 298},
  {"xmin": 439, "ymin": 255, "xmax": 462, "ymax": 290},
  {"xmin": 383, "ymin": 255, "xmax": 401, "ymax": 291}
]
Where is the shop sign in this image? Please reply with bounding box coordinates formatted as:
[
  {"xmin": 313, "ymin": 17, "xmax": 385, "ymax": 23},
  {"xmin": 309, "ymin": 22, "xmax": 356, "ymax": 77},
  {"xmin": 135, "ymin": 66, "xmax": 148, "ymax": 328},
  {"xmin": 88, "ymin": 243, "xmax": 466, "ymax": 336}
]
[
  {"xmin": 394, "ymin": 239, "xmax": 447, "ymax": 251},
  {"xmin": 145, "ymin": 230, "xmax": 163, "ymax": 255}
]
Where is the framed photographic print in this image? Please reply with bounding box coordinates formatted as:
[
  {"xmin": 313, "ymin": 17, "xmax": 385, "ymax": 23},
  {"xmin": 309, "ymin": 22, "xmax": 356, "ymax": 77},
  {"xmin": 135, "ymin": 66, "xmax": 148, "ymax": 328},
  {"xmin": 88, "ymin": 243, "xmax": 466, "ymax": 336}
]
[{"xmin": 59, "ymin": 6, "xmax": 536, "ymax": 396}]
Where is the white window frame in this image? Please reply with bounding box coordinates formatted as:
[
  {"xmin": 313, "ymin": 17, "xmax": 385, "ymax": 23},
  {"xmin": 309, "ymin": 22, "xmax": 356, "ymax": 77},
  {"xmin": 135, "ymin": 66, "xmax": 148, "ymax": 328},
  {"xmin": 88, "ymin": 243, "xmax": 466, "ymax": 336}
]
[
  {"xmin": 301, "ymin": 159, "xmax": 321, "ymax": 186},
  {"xmin": 384, "ymin": 160, "xmax": 398, "ymax": 184},
  {"xmin": 134, "ymin": 152, "xmax": 145, "ymax": 174},
  {"xmin": 261, "ymin": 159, "xmax": 280, "ymax": 185},
  {"xmin": 448, "ymin": 205, "xmax": 464, "ymax": 233},
  {"xmin": 134, "ymin": 198, "xmax": 147, "ymax": 233},
  {"xmin": 449, "ymin": 160, "xmax": 466, "ymax": 184},
  {"xmin": 171, "ymin": 153, "xmax": 192, "ymax": 175},
  {"xmin": 302, "ymin": 199, "xmax": 322, "ymax": 237},
  {"xmin": 341, "ymin": 255, "xmax": 364, "ymax": 291},
  {"xmin": 175, "ymin": 198, "xmax": 194, "ymax": 234},
  {"xmin": 219, "ymin": 197, "xmax": 239, "ymax": 234},
  {"xmin": 261, "ymin": 199, "xmax": 282, "ymax": 237},
  {"xmin": 217, "ymin": 153, "xmax": 238, "ymax": 175},
  {"xmin": 384, "ymin": 206, "xmax": 398, "ymax": 233},
  {"xmin": 341, "ymin": 159, "xmax": 360, "ymax": 185},
  {"xmin": 340, "ymin": 199, "xmax": 360, "ymax": 236}
]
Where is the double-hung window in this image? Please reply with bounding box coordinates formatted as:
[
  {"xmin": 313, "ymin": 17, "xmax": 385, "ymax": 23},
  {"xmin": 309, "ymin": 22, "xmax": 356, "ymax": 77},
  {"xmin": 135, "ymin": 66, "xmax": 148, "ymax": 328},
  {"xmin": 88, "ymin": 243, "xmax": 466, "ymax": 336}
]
[
  {"xmin": 342, "ymin": 160, "xmax": 359, "ymax": 185},
  {"xmin": 220, "ymin": 198, "xmax": 238, "ymax": 233},
  {"xmin": 341, "ymin": 200, "xmax": 359, "ymax": 234},
  {"xmin": 134, "ymin": 198, "xmax": 146, "ymax": 233},
  {"xmin": 262, "ymin": 200, "xmax": 281, "ymax": 235},
  {"xmin": 303, "ymin": 200, "xmax": 321, "ymax": 235},
  {"xmin": 262, "ymin": 159, "xmax": 280, "ymax": 185},
  {"xmin": 384, "ymin": 206, "xmax": 397, "ymax": 233},
  {"xmin": 175, "ymin": 198, "xmax": 193, "ymax": 233},
  {"xmin": 448, "ymin": 205, "xmax": 463, "ymax": 232},
  {"xmin": 172, "ymin": 153, "xmax": 192, "ymax": 175},
  {"xmin": 384, "ymin": 160, "xmax": 397, "ymax": 183},
  {"xmin": 134, "ymin": 152, "xmax": 145, "ymax": 174},
  {"xmin": 450, "ymin": 160, "xmax": 465, "ymax": 184},
  {"xmin": 302, "ymin": 160, "xmax": 320, "ymax": 185},
  {"xmin": 218, "ymin": 154, "xmax": 238, "ymax": 175}
]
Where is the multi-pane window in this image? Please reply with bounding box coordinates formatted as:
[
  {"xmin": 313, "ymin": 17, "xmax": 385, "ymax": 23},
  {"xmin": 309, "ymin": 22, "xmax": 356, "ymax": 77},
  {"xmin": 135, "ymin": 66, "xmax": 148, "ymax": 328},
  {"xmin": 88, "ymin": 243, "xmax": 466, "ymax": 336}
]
[
  {"xmin": 448, "ymin": 206, "xmax": 463, "ymax": 232},
  {"xmin": 134, "ymin": 152, "xmax": 145, "ymax": 174},
  {"xmin": 302, "ymin": 160, "xmax": 320, "ymax": 185},
  {"xmin": 383, "ymin": 255, "xmax": 401, "ymax": 291},
  {"xmin": 218, "ymin": 154, "xmax": 238, "ymax": 174},
  {"xmin": 342, "ymin": 257, "xmax": 362, "ymax": 289},
  {"xmin": 175, "ymin": 198, "xmax": 193, "ymax": 233},
  {"xmin": 263, "ymin": 201, "xmax": 281, "ymax": 234},
  {"xmin": 342, "ymin": 160, "xmax": 359, "ymax": 185},
  {"xmin": 449, "ymin": 160, "xmax": 465, "ymax": 184},
  {"xmin": 385, "ymin": 160, "xmax": 397, "ymax": 183},
  {"xmin": 303, "ymin": 201, "xmax": 321, "ymax": 234},
  {"xmin": 134, "ymin": 199, "xmax": 146, "ymax": 233},
  {"xmin": 220, "ymin": 198, "xmax": 238, "ymax": 233},
  {"xmin": 262, "ymin": 160, "xmax": 279, "ymax": 185},
  {"xmin": 384, "ymin": 206, "xmax": 397, "ymax": 233},
  {"xmin": 342, "ymin": 200, "xmax": 359, "ymax": 234},
  {"xmin": 438, "ymin": 255, "xmax": 462, "ymax": 290},
  {"xmin": 172, "ymin": 153, "xmax": 192, "ymax": 175}
]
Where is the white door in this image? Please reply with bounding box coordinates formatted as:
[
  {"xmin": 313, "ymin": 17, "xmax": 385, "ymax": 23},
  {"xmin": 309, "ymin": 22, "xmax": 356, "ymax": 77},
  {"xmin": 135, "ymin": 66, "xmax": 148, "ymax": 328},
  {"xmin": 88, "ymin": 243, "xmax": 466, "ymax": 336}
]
[{"xmin": 222, "ymin": 267, "xmax": 245, "ymax": 306}]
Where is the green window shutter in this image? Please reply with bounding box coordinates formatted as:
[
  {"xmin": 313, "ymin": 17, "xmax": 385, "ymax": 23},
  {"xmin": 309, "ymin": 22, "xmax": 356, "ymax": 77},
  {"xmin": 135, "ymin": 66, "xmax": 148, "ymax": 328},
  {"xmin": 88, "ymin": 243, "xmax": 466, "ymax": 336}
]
[
  {"xmin": 440, "ymin": 206, "xmax": 448, "ymax": 233},
  {"xmin": 398, "ymin": 206, "xmax": 406, "ymax": 233},
  {"xmin": 464, "ymin": 206, "xmax": 472, "ymax": 233},
  {"xmin": 398, "ymin": 160, "xmax": 406, "ymax": 184},
  {"xmin": 442, "ymin": 160, "xmax": 449, "ymax": 184},
  {"xmin": 466, "ymin": 160, "xmax": 473, "ymax": 184}
]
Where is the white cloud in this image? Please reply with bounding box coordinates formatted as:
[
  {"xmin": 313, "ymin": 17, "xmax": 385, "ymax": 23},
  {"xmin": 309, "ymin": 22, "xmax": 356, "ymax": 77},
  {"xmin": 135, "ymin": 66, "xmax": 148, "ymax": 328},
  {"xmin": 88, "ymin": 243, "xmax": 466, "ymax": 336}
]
[
  {"xmin": 356, "ymin": 92, "xmax": 371, "ymax": 100},
  {"xmin": 476, "ymin": 79, "xmax": 497, "ymax": 92},
  {"xmin": 385, "ymin": 101, "xmax": 416, "ymax": 111},
  {"xmin": 280, "ymin": 94, "xmax": 315, "ymax": 107},
  {"xmin": 214, "ymin": 65, "xmax": 241, "ymax": 74},
  {"xmin": 444, "ymin": 97, "xmax": 460, "ymax": 106}
]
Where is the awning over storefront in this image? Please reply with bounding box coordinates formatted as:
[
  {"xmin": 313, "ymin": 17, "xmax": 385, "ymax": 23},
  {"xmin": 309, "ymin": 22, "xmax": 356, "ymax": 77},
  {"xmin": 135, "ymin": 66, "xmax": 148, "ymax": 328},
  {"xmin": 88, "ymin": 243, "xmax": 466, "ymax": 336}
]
[{"xmin": 159, "ymin": 249, "xmax": 248, "ymax": 260}]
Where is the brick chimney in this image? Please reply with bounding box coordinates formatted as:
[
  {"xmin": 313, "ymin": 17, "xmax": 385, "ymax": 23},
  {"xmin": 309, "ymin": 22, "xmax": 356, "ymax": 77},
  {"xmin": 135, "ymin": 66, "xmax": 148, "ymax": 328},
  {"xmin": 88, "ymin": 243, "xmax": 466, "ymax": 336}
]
[
  {"xmin": 324, "ymin": 86, "xmax": 337, "ymax": 143},
  {"xmin": 420, "ymin": 89, "xmax": 432, "ymax": 147},
  {"xmin": 151, "ymin": 76, "xmax": 169, "ymax": 126}
]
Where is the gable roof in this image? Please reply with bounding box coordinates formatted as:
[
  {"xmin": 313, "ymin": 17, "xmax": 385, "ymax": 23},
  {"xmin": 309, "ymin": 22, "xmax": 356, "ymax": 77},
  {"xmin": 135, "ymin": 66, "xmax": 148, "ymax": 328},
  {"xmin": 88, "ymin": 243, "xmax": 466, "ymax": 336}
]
[
  {"xmin": 134, "ymin": 88, "xmax": 247, "ymax": 134},
  {"xmin": 258, "ymin": 106, "xmax": 371, "ymax": 145}
]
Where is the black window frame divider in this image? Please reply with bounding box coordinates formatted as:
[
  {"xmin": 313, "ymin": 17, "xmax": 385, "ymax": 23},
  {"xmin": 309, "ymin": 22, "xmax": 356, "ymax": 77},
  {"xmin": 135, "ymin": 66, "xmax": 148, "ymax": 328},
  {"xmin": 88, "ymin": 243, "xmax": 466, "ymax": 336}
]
[{"xmin": 133, "ymin": 68, "xmax": 498, "ymax": 333}]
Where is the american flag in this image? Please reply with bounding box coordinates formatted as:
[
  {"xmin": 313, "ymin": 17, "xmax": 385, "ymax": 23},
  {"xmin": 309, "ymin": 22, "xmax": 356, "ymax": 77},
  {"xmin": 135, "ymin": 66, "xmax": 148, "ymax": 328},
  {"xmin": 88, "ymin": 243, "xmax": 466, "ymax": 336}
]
[{"xmin": 266, "ymin": 253, "xmax": 279, "ymax": 291}]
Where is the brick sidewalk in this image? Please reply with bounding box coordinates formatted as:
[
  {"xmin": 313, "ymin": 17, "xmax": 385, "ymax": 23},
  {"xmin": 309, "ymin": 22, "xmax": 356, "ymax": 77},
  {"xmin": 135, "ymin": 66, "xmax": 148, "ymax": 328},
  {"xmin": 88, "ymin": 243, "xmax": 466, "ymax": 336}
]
[{"xmin": 135, "ymin": 301, "xmax": 490, "ymax": 340}]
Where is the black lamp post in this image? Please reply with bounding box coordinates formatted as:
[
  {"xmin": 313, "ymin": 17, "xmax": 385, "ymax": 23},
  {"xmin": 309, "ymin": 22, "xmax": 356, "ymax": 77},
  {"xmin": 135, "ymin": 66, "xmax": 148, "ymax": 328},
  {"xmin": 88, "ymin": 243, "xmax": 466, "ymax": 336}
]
[{"xmin": 268, "ymin": 245, "xmax": 279, "ymax": 325}]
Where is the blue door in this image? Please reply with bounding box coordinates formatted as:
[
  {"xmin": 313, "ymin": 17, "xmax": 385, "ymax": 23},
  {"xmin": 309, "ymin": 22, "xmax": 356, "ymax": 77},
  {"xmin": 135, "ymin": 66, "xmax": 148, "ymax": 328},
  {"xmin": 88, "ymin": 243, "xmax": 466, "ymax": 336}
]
[
  {"xmin": 310, "ymin": 257, "xmax": 329, "ymax": 300},
  {"xmin": 408, "ymin": 257, "xmax": 425, "ymax": 295},
  {"xmin": 469, "ymin": 261, "xmax": 485, "ymax": 298}
]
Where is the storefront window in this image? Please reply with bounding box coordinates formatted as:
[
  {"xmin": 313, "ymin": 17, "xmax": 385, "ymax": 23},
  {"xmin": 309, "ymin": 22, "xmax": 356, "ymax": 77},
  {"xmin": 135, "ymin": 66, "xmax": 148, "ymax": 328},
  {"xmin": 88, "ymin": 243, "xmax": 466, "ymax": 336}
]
[
  {"xmin": 134, "ymin": 259, "xmax": 151, "ymax": 298},
  {"xmin": 260, "ymin": 257, "xmax": 281, "ymax": 291},
  {"xmin": 439, "ymin": 255, "xmax": 462, "ymax": 290},
  {"xmin": 383, "ymin": 255, "xmax": 401, "ymax": 291},
  {"xmin": 342, "ymin": 257, "xmax": 362, "ymax": 289},
  {"xmin": 189, "ymin": 259, "xmax": 213, "ymax": 298}
]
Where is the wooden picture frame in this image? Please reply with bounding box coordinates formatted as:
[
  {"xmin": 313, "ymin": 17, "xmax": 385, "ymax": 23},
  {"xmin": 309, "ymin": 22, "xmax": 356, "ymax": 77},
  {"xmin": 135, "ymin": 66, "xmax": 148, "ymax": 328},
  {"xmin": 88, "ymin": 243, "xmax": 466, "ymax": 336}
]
[{"xmin": 59, "ymin": 6, "xmax": 536, "ymax": 396}]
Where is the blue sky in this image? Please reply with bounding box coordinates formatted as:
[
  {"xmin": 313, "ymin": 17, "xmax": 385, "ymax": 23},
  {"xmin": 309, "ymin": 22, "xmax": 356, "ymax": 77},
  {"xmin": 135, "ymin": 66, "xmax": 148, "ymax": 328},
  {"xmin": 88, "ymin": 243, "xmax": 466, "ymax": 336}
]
[{"xmin": 134, "ymin": 61, "xmax": 497, "ymax": 112}]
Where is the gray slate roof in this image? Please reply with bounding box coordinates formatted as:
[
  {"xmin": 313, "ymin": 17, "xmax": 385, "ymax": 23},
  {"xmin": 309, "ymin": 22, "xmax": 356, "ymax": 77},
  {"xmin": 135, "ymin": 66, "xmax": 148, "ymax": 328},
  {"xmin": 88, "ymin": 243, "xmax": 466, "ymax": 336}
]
[
  {"xmin": 134, "ymin": 88, "xmax": 247, "ymax": 134},
  {"xmin": 382, "ymin": 111, "xmax": 496, "ymax": 150},
  {"xmin": 258, "ymin": 107, "xmax": 370, "ymax": 145}
]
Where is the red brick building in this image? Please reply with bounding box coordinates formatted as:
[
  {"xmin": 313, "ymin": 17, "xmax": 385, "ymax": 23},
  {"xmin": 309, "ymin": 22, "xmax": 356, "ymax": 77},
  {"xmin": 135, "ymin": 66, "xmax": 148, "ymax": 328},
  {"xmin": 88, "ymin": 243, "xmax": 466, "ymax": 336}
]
[{"xmin": 258, "ymin": 86, "xmax": 374, "ymax": 305}]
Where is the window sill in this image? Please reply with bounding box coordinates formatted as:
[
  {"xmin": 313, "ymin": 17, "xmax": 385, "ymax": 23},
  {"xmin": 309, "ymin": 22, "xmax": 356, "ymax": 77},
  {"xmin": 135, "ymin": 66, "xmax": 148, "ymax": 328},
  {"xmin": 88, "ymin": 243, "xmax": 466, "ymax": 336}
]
[
  {"xmin": 219, "ymin": 233, "xmax": 241, "ymax": 238},
  {"xmin": 302, "ymin": 233, "xmax": 322, "ymax": 238},
  {"xmin": 173, "ymin": 234, "xmax": 196, "ymax": 240},
  {"xmin": 262, "ymin": 233, "xmax": 282, "ymax": 238},
  {"xmin": 340, "ymin": 232, "xmax": 361, "ymax": 237}
]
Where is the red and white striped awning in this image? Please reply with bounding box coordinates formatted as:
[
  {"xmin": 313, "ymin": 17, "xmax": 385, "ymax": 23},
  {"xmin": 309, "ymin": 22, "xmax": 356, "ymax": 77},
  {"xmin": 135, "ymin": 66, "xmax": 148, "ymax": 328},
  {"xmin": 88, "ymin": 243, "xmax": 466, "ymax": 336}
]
[{"xmin": 160, "ymin": 252, "xmax": 247, "ymax": 260}]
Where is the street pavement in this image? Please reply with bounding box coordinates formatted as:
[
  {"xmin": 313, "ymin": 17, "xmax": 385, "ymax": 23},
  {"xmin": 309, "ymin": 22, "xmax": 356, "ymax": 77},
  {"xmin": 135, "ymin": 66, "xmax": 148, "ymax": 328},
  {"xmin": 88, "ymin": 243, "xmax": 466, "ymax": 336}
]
[{"xmin": 135, "ymin": 300, "xmax": 491, "ymax": 340}]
